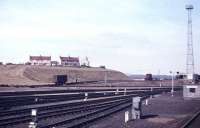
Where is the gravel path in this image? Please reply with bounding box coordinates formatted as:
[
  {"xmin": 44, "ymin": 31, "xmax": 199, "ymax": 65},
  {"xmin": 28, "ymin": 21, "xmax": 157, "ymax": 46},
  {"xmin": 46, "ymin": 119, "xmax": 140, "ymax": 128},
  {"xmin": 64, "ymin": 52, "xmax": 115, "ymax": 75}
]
[{"xmin": 88, "ymin": 91, "xmax": 200, "ymax": 128}]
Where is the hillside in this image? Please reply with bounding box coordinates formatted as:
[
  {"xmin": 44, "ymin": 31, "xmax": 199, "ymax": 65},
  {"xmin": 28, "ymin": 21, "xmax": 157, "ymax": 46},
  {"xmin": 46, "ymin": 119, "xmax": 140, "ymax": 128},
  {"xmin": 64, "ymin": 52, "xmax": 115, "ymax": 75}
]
[{"xmin": 0, "ymin": 65, "xmax": 129, "ymax": 86}]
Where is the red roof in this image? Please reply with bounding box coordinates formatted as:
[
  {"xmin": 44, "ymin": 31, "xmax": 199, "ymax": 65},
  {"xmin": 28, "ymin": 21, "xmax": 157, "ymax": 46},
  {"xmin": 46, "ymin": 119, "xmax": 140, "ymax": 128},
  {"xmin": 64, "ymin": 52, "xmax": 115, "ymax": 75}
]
[
  {"xmin": 30, "ymin": 56, "xmax": 51, "ymax": 61},
  {"xmin": 60, "ymin": 56, "xmax": 79, "ymax": 62}
]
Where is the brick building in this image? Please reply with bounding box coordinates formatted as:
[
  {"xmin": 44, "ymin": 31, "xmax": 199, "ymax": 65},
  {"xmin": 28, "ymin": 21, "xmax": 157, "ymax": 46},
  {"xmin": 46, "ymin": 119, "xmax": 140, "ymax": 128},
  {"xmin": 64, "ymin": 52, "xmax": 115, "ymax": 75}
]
[
  {"xmin": 30, "ymin": 55, "xmax": 51, "ymax": 66},
  {"xmin": 60, "ymin": 56, "xmax": 80, "ymax": 67}
]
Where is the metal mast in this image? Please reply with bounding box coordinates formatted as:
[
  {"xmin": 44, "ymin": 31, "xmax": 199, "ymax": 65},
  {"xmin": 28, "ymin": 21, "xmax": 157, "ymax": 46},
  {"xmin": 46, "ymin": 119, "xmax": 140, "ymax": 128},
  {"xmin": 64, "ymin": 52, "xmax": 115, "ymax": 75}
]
[{"xmin": 185, "ymin": 5, "xmax": 194, "ymax": 74}]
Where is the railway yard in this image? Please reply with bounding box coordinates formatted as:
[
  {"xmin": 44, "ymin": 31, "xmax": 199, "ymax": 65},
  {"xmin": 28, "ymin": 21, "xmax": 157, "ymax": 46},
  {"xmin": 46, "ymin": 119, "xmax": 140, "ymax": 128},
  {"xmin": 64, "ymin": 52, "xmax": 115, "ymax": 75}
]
[
  {"xmin": 0, "ymin": 81, "xmax": 199, "ymax": 128},
  {"xmin": 1, "ymin": 1, "xmax": 200, "ymax": 128}
]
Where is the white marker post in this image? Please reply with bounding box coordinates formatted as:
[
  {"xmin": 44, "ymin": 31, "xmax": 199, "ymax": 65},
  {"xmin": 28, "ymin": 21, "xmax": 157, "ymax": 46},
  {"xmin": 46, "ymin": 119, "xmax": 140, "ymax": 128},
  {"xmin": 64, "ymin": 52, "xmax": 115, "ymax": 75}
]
[
  {"xmin": 35, "ymin": 98, "xmax": 38, "ymax": 102},
  {"xmin": 84, "ymin": 93, "xmax": 88, "ymax": 101},
  {"xmin": 145, "ymin": 99, "xmax": 149, "ymax": 106},
  {"xmin": 115, "ymin": 88, "xmax": 119, "ymax": 95},
  {"xmin": 31, "ymin": 109, "xmax": 37, "ymax": 116},
  {"xmin": 124, "ymin": 111, "xmax": 129, "ymax": 128},
  {"xmin": 125, "ymin": 111, "xmax": 129, "ymax": 123},
  {"xmin": 150, "ymin": 87, "xmax": 153, "ymax": 99},
  {"xmin": 160, "ymin": 82, "xmax": 162, "ymax": 87},
  {"xmin": 104, "ymin": 71, "xmax": 107, "ymax": 86},
  {"xmin": 124, "ymin": 88, "xmax": 127, "ymax": 96},
  {"xmin": 29, "ymin": 109, "xmax": 37, "ymax": 128},
  {"xmin": 169, "ymin": 71, "xmax": 174, "ymax": 97}
]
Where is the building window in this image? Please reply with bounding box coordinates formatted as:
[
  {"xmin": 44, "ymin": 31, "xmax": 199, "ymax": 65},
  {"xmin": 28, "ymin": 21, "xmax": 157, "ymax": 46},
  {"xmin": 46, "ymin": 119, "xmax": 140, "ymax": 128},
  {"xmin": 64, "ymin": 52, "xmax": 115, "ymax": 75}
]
[{"xmin": 189, "ymin": 88, "xmax": 196, "ymax": 93}]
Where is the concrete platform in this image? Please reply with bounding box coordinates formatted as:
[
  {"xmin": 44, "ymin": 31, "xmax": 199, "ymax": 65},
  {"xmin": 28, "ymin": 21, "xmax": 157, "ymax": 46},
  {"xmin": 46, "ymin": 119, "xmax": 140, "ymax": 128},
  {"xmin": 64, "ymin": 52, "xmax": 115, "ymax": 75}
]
[{"xmin": 88, "ymin": 91, "xmax": 200, "ymax": 128}]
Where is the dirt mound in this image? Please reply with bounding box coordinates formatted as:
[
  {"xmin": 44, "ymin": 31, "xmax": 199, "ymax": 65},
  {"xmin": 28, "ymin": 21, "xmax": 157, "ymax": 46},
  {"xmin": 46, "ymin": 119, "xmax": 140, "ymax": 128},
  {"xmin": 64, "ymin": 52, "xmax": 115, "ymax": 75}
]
[
  {"xmin": 0, "ymin": 65, "xmax": 129, "ymax": 85},
  {"xmin": 0, "ymin": 65, "xmax": 40, "ymax": 85}
]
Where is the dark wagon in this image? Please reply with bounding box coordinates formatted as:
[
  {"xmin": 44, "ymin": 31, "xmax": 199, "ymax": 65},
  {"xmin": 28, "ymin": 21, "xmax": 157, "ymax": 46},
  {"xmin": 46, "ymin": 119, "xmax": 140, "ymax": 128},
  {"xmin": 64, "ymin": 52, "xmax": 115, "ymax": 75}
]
[{"xmin": 53, "ymin": 75, "xmax": 68, "ymax": 85}]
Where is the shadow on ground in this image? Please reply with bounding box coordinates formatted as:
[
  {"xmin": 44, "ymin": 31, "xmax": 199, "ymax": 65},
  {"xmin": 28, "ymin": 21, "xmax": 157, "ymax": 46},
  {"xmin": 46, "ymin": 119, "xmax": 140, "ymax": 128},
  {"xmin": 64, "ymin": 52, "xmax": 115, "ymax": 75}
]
[{"xmin": 141, "ymin": 114, "xmax": 158, "ymax": 119}]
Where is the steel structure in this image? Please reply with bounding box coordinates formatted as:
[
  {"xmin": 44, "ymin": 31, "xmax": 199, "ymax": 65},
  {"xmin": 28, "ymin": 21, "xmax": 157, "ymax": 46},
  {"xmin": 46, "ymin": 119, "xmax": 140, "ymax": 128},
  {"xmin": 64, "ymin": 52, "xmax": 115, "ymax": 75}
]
[{"xmin": 186, "ymin": 5, "xmax": 194, "ymax": 74}]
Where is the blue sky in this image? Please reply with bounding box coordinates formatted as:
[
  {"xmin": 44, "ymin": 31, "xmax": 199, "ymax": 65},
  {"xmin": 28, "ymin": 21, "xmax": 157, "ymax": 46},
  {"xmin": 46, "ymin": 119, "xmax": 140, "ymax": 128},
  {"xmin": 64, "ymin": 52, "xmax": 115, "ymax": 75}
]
[{"xmin": 0, "ymin": 0, "xmax": 200, "ymax": 74}]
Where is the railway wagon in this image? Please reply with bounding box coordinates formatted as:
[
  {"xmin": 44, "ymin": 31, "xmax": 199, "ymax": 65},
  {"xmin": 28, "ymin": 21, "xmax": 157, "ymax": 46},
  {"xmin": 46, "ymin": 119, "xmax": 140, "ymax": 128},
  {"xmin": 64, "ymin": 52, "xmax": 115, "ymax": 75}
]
[{"xmin": 53, "ymin": 75, "xmax": 68, "ymax": 85}]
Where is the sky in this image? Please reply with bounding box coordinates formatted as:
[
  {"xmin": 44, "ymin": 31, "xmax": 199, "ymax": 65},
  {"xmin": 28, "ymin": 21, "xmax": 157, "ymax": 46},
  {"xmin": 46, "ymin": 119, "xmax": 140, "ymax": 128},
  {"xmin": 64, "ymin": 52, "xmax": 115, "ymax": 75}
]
[{"xmin": 0, "ymin": 0, "xmax": 200, "ymax": 75}]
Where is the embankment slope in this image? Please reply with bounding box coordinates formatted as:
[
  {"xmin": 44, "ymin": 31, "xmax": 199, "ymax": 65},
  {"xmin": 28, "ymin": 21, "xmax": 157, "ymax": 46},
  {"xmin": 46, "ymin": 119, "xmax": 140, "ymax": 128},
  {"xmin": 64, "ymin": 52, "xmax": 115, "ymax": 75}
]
[{"xmin": 0, "ymin": 65, "xmax": 129, "ymax": 86}]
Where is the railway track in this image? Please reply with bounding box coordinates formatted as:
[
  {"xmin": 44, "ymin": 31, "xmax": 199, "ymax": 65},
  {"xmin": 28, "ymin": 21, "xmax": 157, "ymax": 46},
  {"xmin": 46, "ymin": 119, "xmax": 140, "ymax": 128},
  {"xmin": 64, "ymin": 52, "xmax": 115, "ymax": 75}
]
[
  {"xmin": 0, "ymin": 98, "xmax": 131, "ymax": 127},
  {"xmin": 0, "ymin": 93, "xmax": 140, "ymax": 127},
  {"xmin": 0, "ymin": 87, "xmax": 181, "ymax": 128},
  {"xmin": 0, "ymin": 86, "xmax": 180, "ymax": 96},
  {"xmin": 40, "ymin": 101, "xmax": 132, "ymax": 128},
  {"xmin": 0, "ymin": 87, "xmax": 176, "ymax": 109},
  {"xmin": 180, "ymin": 108, "xmax": 200, "ymax": 128}
]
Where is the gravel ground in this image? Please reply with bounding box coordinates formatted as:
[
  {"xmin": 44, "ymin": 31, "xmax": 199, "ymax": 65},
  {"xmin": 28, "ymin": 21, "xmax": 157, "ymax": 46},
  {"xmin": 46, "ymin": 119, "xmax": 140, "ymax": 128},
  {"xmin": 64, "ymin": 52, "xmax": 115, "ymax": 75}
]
[
  {"xmin": 87, "ymin": 91, "xmax": 200, "ymax": 128},
  {"xmin": 187, "ymin": 114, "xmax": 200, "ymax": 128}
]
